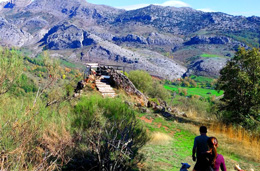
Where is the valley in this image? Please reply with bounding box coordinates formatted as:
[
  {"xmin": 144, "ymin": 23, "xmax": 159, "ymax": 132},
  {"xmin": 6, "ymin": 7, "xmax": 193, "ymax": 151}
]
[{"xmin": 0, "ymin": 0, "xmax": 260, "ymax": 170}]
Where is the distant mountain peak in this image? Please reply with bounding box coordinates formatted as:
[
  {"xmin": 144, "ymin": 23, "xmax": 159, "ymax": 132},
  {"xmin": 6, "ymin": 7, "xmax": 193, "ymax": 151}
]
[{"xmin": 4, "ymin": 0, "xmax": 31, "ymax": 8}]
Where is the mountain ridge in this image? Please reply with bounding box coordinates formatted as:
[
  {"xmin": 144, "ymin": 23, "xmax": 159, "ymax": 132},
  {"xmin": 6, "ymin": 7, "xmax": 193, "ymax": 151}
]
[{"xmin": 0, "ymin": 0, "xmax": 259, "ymax": 78}]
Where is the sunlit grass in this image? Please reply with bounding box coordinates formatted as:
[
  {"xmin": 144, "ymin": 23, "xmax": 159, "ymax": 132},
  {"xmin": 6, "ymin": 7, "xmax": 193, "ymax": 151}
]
[{"xmin": 164, "ymin": 85, "xmax": 223, "ymax": 98}]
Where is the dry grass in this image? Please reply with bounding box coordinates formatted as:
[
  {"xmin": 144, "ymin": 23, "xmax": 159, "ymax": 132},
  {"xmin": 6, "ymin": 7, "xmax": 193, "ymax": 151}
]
[
  {"xmin": 208, "ymin": 122, "xmax": 260, "ymax": 162},
  {"xmin": 176, "ymin": 104, "xmax": 260, "ymax": 163},
  {"xmin": 186, "ymin": 108, "xmax": 198, "ymax": 118},
  {"xmin": 149, "ymin": 132, "xmax": 172, "ymax": 145},
  {"xmin": 0, "ymin": 94, "xmax": 74, "ymax": 170},
  {"xmin": 182, "ymin": 120, "xmax": 260, "ymax": 163}
]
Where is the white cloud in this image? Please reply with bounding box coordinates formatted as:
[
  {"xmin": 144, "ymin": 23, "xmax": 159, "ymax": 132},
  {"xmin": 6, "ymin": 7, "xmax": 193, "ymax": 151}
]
[
  {"xmin": 117, "ymin": 1, "xmax": 190, "ymax": 11},
  {"xmin": 118, "ymin": 4, "xmax": 151, "ymax": 11},
  {"xmin": 160, "ymin": 1, "xmax": 190, "ymax": 7},
  {"xmin": 197, "ymin": 8, "xmax": 215, "ymax": 12}
]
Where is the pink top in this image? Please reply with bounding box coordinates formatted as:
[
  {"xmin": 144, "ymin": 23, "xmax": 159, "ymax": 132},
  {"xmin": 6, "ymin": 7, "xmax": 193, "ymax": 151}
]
[{"xmin": 214, "ymin": 154, "xmax": 226, "ymax": 171}]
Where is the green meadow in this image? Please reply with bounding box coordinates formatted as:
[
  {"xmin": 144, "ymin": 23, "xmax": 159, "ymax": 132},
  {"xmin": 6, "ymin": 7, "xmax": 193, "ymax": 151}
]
[
  {"xmin": 200, "ymin": 53, "xmax": 222, "ymax": 58},
  {"xmin": 164, "ymin": 85, "xmax": 223, "ymax": 98}
]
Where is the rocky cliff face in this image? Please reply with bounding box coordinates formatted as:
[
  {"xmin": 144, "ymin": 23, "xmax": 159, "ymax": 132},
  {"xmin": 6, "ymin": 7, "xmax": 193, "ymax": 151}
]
[
  {"xmin": 13, "ymin": 0, "xmax": 32, "ymax": 7},
  {"xmin": 0, "ymin": 17, "xmax": 32, "ymax": 47},
  {"xmin": 0, "ymin": 1, "xmax": 259, "ymax": 78},
  {"xmin": 184, "ymin": 58, "xmax": 228, "ymax": 78},
  {"xmin": 185, "ymin": 35, "xmax": 248, "ymax": 48},
  {"xmin": 39, "ymin": 24, "xmax": 89, "ymax": 50}
]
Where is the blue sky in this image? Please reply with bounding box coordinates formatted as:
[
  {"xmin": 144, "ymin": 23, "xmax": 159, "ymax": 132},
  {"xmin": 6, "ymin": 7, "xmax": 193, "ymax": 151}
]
[{"xmin": 87, "ymin": 0, "xmax": 260, "ymax": 17}]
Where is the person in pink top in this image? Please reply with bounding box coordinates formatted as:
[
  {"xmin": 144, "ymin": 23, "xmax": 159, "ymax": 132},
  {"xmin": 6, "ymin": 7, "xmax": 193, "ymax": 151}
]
[{"xmin": 207, "ymin": 137, "xmax": 226, "ymax": 171}]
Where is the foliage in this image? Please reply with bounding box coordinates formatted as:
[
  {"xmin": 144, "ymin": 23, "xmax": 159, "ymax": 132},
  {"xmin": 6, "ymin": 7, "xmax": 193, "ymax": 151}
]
[
  {"xmin": 168, "ymin": 76, "xmax": 217, "ymax": 89},
  {"xmin": 128, "ymin": 70, "xmax": 170, "ymax": 100},
  {"xmin": 24, "ymin": 55, "xmax": 45, "ymax": 66},
  {"xmin": 216, "ymin": 48, "xmax": 260, "ymax": 128},
  {"xmin": 128, "ymin": 70, "xmax": 152, "ymax": 94},
  {"xmin": 171, "ymin": 96, "xmax": 211, "ymax": 117},
  {"xmin": 17, "ymin": 74, "xmax": 38, "ymax": 94},
  {"xmin": 123, "ymin": 71, "xmax": 129, "ymax": 77},
  {"xmin": 70, "ymin": 95, "xmax": 149, "ymax": 170},
  {"xmin": 148, "ymin": 80, "xmax": 170, "ymax": 100},
  {"xmin": 0, "ymin": 48, "xmax": 81, "ymax": 170},
  {"xmin": 0, "ymin": 47, "xmax": 23, "ymax": 95},
  {"xmin": 222, "ymin": 30, "xmax": 260, "ymax": 48},
  {"xmin": 0, "ymin": 83, "xmax": 73, "ymax": 170}
]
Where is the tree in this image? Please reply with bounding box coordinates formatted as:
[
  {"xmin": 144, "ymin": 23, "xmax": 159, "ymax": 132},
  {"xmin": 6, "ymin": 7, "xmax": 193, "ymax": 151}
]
[
  {"xmin": 216, "ymin": 48, "xmax": 260, "ymax": 126},
  {"xmin": 0, "ymin": 47, "xmax": 23, "ymax": 95}
]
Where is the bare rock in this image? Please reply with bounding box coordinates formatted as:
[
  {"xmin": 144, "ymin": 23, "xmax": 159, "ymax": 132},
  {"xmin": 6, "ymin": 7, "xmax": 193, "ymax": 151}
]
[{"xmin": 184, "ymin": 57, "xmax": 228, "ymax": 77}]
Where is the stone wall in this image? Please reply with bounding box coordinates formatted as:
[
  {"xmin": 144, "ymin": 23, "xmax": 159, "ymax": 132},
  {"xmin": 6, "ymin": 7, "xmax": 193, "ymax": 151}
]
[{"xmin": 108, "ymin": 69, "xmax": 148, "ymax": 106}]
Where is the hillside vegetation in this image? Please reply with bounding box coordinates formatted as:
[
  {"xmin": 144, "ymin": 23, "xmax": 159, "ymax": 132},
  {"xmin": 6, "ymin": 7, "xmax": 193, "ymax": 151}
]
[
  {"xmin": 0, "ymin": 47, "xmax": 149, "ymax": 170},
  {"xmin": 0, "ymin": 47, "xmax": 260, "ymax": 171}
]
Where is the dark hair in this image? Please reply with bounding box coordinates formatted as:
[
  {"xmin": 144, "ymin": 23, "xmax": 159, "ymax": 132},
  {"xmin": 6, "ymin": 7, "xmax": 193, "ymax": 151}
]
[
  {"xmin": 207, "ymin": 137, "xmax": 218, "ymax": 168},
  {"xmin": 199, "ymin": 126, "xmax": 207, "ymax": 133}
]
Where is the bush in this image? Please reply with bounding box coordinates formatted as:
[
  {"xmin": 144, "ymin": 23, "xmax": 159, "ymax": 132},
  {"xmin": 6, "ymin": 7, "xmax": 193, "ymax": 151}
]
[
  {"xmin": 128, "ymin": 70, "xmax": 169, "ymax": 100},
  {"xmin": 128, "ymin": 70, "xmax": 152, "ymax": 94},
  {"xmin": 0, "ymin": 47, "xmax": 23, "ymax": 95},
  {"xmin": 70, "ymin": 95, "xmax": 149, "ymax": 170},
  {"xmin": 172, "ymin": 96, "xmax": 210, "ymax": 117},
  {"xmin": 147, "ymin": 81, "xmax": 170, "ymax": 100}
]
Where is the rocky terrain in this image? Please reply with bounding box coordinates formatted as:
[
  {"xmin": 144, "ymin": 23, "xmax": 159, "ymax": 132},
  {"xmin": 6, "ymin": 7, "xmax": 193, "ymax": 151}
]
[{"xmin": 0, "ymin": 0, "xmax": 260, "ymax": 78}]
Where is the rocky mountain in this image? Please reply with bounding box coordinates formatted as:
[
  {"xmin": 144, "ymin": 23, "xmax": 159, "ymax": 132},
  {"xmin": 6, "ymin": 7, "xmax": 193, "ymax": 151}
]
[{"xmin": 0, "ymin": 0, "xmax": 260, "ymax": 78}]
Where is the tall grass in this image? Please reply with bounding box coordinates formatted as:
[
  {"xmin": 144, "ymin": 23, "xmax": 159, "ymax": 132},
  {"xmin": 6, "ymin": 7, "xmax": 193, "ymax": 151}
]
[
  {"xmin": 209, "ymin": 122, "xmax": 260, "ymax": 162},
  {"xmin": 0, "ymin": 47, "xmax": 80, "ymax": 170},
  {"xmin": 0, "ymin": 94, "xmax": 74, "ymax": 170}
]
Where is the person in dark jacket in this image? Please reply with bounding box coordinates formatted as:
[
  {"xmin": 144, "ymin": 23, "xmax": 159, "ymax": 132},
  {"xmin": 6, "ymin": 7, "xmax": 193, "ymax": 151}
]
[{"xmin": 192, "ymin": 126, "xmax": 209, "ymax": 171}]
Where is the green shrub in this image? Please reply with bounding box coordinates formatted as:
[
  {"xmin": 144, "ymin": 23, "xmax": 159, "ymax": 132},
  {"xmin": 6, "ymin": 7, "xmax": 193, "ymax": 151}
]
[
  {"xmin": 17, "ymin": 74, "xmax": 38, "ymax": 93},
  {"xmin": 148, "ymin": 81, "xmax": 170, "ymax": 100},
  {"xmin": 65, "ymin": 84, "xmax": 74, "ymax": 96},
  {"xmin": 128, "ymin": 70, "xmax": 169, "ymax": 100},
  {"xmin": 0, "ymin": 47, "xmax": 23, "ymax": 95},
  {"xmin": 123, "ymin": 71, "xmax": 129, "ymax": 77},
  {"xmin": 128, "ymin": 70, "xmax": 152, "ymax": 94},
  {"xmin": 172, "ymin": 96, "xmax": 210, "ymax": 117},
  {"xmin": 71, "ymin": 95, "xmax": 149, "ymax": 170}
]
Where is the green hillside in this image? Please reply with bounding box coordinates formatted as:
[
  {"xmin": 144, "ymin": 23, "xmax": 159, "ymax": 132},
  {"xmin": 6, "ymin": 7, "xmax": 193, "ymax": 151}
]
[{"xmin": 0, "ymin": 48, "xmax": 259, "ymax": 171}]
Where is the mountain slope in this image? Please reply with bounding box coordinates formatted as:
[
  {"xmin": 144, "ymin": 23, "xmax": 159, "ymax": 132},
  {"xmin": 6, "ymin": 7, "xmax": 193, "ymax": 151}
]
[{"xmin": 0, "ymin": 1, "xmax": 260, "ymax": 78}]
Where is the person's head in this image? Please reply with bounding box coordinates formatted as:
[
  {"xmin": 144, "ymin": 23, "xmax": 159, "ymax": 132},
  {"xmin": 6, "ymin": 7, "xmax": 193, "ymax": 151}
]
[
  {"xmin": 207, "ymin": 137, "xmax": 218, "ymax": 167},
  {"xmin": 207, "ymin": 137, "xmax": 218, "ymax": 149},
  {"xmin": 199, "ymin": 126, "xmax": 207, "ymax": 134}
]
